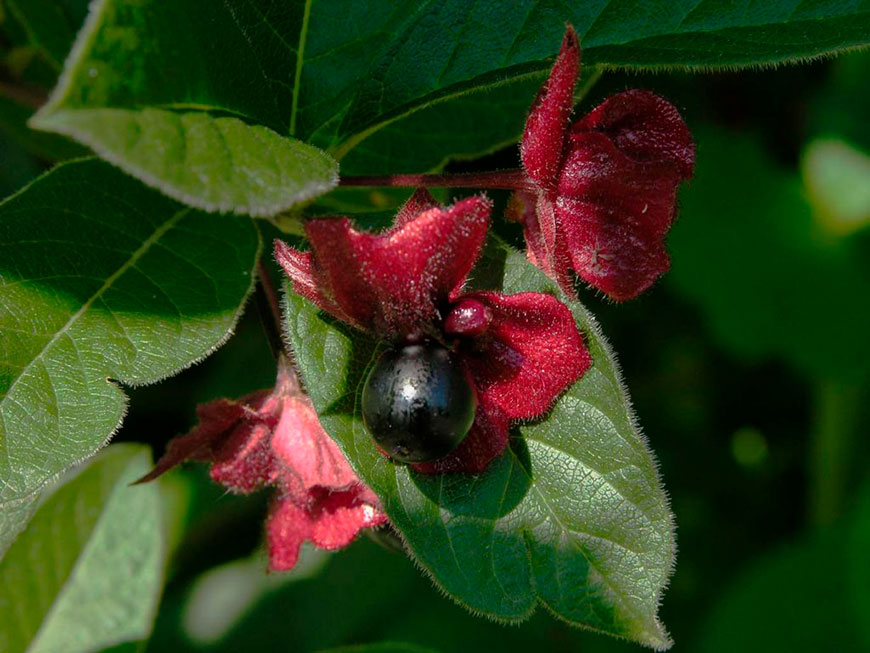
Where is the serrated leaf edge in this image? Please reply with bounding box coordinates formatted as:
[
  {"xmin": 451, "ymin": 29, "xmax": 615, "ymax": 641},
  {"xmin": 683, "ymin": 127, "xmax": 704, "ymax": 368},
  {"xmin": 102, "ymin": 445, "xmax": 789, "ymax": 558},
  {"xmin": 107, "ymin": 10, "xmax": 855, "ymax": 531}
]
[{"xmin": 0, "ymin": 158, "xmax": 261, "ymax": 533}]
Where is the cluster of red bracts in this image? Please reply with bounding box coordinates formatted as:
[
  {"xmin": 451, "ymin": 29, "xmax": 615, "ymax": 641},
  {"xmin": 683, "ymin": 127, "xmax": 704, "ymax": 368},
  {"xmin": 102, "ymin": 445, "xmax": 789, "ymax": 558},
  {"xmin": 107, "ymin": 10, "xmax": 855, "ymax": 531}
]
[
  {"xmin": 513, "ymin": 27, "xmax": 695, "ymax": 301},
  {"xmin": 274, "ymin": 189, "xmax": 590, "ymax": 475},
  {"xmin": 141, "ymin": 25, "xmax": 694, "ymax": 571}
]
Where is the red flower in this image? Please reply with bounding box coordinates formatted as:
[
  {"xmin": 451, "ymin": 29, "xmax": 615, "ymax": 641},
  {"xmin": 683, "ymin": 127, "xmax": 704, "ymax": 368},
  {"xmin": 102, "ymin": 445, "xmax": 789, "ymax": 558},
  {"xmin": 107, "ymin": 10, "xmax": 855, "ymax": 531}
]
[
  {"xmin": 513, "ymin": 26, "xmax": 695, "ymax": 301},
  {"xmin": 275, "ymin": 189, "xmax": 591, "ymax": 474},
  {"xmin": 137, "ymin": 357, "xmax": 387, "ymax": 571}
]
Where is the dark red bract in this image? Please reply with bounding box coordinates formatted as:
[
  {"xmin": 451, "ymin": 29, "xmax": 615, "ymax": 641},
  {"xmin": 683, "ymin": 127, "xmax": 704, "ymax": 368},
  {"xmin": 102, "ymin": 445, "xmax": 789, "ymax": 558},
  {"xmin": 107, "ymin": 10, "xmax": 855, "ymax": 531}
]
[
  {"xmin": 275, "ymin": 189, "xmax": 591, "ymax": 474},
  {"xmin": 514, "ymin": 26, "xmax": 695, "ymax": 301}
]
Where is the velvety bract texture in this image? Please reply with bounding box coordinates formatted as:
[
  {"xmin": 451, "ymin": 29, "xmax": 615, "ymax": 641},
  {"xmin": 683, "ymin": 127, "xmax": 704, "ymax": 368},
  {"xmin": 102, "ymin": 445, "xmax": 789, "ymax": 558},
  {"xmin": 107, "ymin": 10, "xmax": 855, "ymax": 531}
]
[
  {"xmin": 138, "ymin": 358, "xmax": 386, "ymax": 570},
  {"xmin": 516, "ymin": 26, "xmax": 695, "ymax": 301},
  {"xmin": 276, "ymin": 190, "xmax": 591, "ymax": 474}
]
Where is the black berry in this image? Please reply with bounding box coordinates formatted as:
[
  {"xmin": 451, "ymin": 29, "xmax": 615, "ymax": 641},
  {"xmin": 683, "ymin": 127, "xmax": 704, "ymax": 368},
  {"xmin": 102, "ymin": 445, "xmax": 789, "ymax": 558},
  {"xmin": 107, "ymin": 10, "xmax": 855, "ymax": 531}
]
[{"xmin": 362, "ymin": 343, "xmax": 476, "ymax": 463}]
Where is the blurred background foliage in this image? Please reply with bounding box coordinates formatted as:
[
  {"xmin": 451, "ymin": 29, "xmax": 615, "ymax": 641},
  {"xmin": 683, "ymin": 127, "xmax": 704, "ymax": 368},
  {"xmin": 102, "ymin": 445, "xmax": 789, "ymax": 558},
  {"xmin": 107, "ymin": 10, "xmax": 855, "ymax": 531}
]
[{"xmin": 3, "ymin": 2, "xmax": 869, "ymax": 650}]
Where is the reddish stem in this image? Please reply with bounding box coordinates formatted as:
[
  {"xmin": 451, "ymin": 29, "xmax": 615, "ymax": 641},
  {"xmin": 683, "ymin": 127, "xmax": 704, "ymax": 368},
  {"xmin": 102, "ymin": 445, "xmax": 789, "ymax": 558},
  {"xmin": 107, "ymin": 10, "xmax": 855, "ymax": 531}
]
[
  {"xmin": 257, "ymin": 260, "xmax": 283, "ymax": 331},
  {"xmin": 255, "ymin": 259, "xmax": 285, "ymax": 359},
  {"xmin": 339, "ymin": 169, "xmax": 533, "ymax": 191}
]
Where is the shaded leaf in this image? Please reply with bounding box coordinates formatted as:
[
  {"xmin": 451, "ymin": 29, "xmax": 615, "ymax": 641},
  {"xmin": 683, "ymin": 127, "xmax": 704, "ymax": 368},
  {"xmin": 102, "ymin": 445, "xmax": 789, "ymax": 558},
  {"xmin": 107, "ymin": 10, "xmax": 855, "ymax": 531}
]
[
  {"xmin": 0, "ymin": 444, "xmax": 165, "ymax": 652},
  {"xmin": 284, "ymin": 239, "xmax": 674, "ymax": 649},
  {"xmin": 331, "ymin": 1, "xmax": 870, "ymax": 145},
  {"xmin": 339, "ymin": 76, "xmax": 543, "ymax": 175},
  {"xmin": 0, "ymin": 121, "xmax": 42, "ymax": 200},
  {"xmin": 31, "ymin": 0, "xmax": 870, "ymax": 205},
  {"xmin": 0, "ymin": 95, "xmax": 87, "ymax": 162},
  {"xmin": 0, "ymin": 158, "xmax": 259, "ymax": 555}
]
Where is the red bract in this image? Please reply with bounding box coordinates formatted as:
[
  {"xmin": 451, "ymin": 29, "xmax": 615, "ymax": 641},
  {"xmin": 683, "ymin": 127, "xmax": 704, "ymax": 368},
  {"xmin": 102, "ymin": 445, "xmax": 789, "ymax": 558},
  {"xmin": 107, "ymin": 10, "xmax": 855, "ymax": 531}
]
[
  {"xmin": 137, "ymin": 357, "xmax": 387, "ymax": 571},
  {"xmin": 275, "ymin": 190, "xmax": 591, "ymax": 474},
  {"xmin": 514, "ymin": 26, "xmax": 695, "ymax": 301}
]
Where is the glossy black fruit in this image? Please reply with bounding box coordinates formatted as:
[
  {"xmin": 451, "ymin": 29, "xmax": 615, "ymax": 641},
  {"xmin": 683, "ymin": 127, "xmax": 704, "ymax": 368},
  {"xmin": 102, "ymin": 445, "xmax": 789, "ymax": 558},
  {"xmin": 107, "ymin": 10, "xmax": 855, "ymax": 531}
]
[{"xmin": 361, "ymin": 343, "xmax": 476, "ymax": 463}]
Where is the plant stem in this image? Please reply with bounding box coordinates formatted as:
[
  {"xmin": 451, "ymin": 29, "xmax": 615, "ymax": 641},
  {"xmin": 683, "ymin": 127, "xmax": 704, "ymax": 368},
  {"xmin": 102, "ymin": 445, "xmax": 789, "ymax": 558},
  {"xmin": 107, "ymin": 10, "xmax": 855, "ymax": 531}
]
[
  {"xmin": 255, "ymin": 259, "xmax": 285, "ymax": 360},
  {"xmin": 339, "ymin": 169, "xmax": 533, "ymax": 191}
]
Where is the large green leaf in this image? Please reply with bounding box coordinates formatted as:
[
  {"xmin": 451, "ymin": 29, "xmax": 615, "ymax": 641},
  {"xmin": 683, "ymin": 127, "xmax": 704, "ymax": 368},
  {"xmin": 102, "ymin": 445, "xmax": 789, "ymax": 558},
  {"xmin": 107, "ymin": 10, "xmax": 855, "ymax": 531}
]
[
  {"xmin": 0, "ymin": 444, "xmax": 165, "ymax": 653},
  {"xmin": 339, "ymin": 75, "xmax": 543, "ymax": 175},
  {"xmin": 283, "ymin": 240, "xmax": 675, "ymax": 649},
  {"xmin": 30, "ymin": 1, "xmax": 870, "ymax": 206},
  {"xmin": 0, "ymin": 158, "xmax": 260, "ymax": 556}
]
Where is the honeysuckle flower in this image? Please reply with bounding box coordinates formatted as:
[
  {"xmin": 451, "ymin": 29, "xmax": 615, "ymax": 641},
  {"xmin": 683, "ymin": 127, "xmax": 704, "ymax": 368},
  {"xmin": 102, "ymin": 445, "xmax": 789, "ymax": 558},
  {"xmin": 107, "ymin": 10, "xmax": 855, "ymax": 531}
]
[
  {"xmin": 513, "ymin": 26, "xmax": 695, "ymax": 301},
  {"xmin": 275, "ymin": 189, "xmax": 591, "ymax": 474},
  {"xmin": 137, "ymin": 356, "xmax": 387, "ymax": 571}
]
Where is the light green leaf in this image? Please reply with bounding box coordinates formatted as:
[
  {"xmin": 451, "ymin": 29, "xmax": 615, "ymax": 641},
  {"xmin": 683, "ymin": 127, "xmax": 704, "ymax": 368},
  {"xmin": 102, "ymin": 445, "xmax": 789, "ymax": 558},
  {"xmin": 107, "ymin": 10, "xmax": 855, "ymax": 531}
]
[
  {"xmin": 31, "ymin": 107, "xmax": 339, "ymax": 216},
  {"xmin": 0, "ymin": 443, "xmax": 165, "ymax": 653},
  {"xmin": 0, "ymin": 495, "xmax": 39, "ymax": 563},
  {"xmin": 0, "ymin": 158, "xmax": 260, "ymax": 556},
  {"xmin": 283, "ymin": 239, "xmax": 675, "ymax": 649}
]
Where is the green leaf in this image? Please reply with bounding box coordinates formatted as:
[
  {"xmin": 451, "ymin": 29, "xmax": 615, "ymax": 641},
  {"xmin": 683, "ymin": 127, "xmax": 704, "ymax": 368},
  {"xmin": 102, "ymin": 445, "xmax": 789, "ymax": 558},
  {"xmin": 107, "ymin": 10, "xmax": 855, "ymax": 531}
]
[
  {"xmin": 31, "ymin": 1, "xmax": 870, "ymax": 197},
  {"xmin": 0, "ymin": 119, "xmax": 42, "ymax": 200},
  {"xmin": 0, "ymin": 158, "xmax": 260, "ymax": 556},
  {"xmin": 339, "ymin": 76, "xmax": 542, "ymax": 175},
  {"xmin": 0, "ymin": 443, "xmax": 165, "ymax": 652},
  {"xmin": 0, "ymin": 95, "xmax": 87, "ymax": 162},
  {"xmin": 283, "ymin": 239, "xmax": 675, "ymax": 649},
  {"xmin": 31, "ymin": 107, "xmax": 339, "ymax": 216},
  {"xmin": 323, "ymin": 1, "xmax": 870, "ymax": 147}
]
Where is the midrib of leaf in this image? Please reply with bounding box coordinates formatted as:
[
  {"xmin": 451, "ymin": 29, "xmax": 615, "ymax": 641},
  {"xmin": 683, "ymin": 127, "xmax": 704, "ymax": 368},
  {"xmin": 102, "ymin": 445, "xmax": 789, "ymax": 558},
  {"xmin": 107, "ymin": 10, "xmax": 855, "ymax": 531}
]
[
  {"xmin": 307, "ymin": 0, "xmax": 441, "ymax": 152},
  {"xmin": 0, "ymin": 206, "xmax": 190, "ymax": 442},
  {"xmin": 289, "ymin": 0, "xmax": 312, "ymax": 136}
]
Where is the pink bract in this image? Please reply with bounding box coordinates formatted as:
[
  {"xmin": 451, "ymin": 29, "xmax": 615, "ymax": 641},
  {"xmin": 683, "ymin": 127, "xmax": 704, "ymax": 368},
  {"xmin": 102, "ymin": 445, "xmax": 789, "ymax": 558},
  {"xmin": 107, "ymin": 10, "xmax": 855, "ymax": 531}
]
[
  {"xmin": 516, "ymin": 25, "xmax": 695, "ymax": 301},
  {"xmin": 275, "ymin": 189, "xmax": 591, "ymax": 474},
  {"xmin": 137, "ymin": 357, "xmax": 387, "ymax": 571}
]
